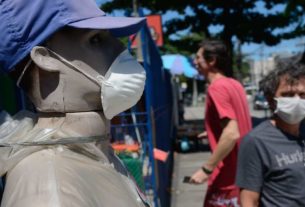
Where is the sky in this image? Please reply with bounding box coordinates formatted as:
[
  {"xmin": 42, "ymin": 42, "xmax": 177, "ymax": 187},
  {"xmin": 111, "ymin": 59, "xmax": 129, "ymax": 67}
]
[
  {"xmin": 96, "ymin": 0, "xmax": 305, "ymax": 61},
  {"xmin": 241, "ymin": 37, "xmax": 305, "ymax": 60},
  {"xmin": 239, "ymin": 2, "xmax": 305, "ymax": 60}
]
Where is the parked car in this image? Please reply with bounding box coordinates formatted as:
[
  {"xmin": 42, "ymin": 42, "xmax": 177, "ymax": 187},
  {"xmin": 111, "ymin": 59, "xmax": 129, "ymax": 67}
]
[
  {"xmin": 244, "ymin": 84, "xmax": 258, "ymax": 102},
  {"xmin": 253, "ymin": 92, "xmax": 269, "ymax": 110}
]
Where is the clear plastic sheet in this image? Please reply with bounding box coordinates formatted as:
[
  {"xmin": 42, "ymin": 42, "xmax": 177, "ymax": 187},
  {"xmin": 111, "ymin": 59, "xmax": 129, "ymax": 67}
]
[{"xmin": 0, "ymin": 111, "xmax": 149, "ymax": 207}]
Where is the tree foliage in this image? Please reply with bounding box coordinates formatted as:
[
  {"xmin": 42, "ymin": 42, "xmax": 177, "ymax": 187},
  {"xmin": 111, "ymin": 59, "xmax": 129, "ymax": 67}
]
[
  {"xmin": 283, "ymin": 0, "xmax": 305, "ymax": 39},
  {"xmin": 101, "ymin": 0, "xmax": 304, "ymax": 78}
]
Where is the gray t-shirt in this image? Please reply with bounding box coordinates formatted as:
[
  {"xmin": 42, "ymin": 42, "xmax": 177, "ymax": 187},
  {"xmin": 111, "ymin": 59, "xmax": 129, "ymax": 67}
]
[{"xmin": 236, "ymin": 120, "xmax": 305, "ymax": 207}]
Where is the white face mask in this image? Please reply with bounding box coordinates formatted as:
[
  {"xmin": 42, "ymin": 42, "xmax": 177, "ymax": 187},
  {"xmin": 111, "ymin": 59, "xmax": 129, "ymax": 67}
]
[
  {"xmin": 274, "ymin": 97, "xmax": 305, "ymax": 124},
  {"xmin": 97, "ymin": 49, "xmax": 146, "ymax": 119},
  {"xmin": 18, "ymin": 47, "xmax": 146, "ymax": 120}
]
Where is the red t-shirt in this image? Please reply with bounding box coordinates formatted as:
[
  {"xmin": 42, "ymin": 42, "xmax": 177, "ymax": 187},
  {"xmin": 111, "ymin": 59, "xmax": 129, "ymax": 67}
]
[{"xmin": 205, "ymin": 77, "xmax": 252, "ymax": 190}]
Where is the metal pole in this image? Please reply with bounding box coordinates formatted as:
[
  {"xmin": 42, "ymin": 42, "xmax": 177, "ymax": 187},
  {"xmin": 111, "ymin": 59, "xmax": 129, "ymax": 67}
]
[
  {"xmin": 236, "ymin": 39, "xmax": 242, "ymax": 81},
  {"xmin": 133, "ymin": 0, "xmax": 143, "ymax": 62}
]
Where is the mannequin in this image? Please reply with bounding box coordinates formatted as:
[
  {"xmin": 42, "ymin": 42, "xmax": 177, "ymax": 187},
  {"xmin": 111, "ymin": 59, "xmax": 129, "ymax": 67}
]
[
  {"xmin": 17, "ymin": 28, "xmax": 122, "ymax": 137},
  {"xmin": 1, "ymin": 27, "xmax": 148, "ymax": 207},
  {"xmin": 0, "ymin": 0, "xmax": 149, "ymax": 205}
]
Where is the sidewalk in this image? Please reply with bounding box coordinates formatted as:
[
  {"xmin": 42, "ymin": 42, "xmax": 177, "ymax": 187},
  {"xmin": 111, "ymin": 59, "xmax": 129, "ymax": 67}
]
[
  {"xmin": 183, "ymin": 106, "xmax": 204, "ymax": 121},
  {"xmin": 171, "ymin": 106, "xmax": 208, "ymax": 207},
  {"xmin": 170, "ymin": 151, "xmax": 210, "ymax": 207}
]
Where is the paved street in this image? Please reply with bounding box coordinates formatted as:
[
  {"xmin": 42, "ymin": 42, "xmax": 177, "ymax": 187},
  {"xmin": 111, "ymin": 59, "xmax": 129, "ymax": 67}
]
[{"xmin": 170, "ymin": 152, "xmax": 210, "ymax": 207}]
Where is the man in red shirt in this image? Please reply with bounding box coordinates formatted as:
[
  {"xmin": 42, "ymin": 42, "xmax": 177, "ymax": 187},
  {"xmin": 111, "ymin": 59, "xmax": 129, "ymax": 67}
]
[{"xmin": 190, "ymin": 40, "xmax": 252, "ymax": 207}]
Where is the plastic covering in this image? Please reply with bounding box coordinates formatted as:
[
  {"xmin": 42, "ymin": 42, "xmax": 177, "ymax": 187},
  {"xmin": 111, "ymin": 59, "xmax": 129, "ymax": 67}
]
[{"xmin": 0, "ymin": 111, "xmax": 149, "ymax": 207}]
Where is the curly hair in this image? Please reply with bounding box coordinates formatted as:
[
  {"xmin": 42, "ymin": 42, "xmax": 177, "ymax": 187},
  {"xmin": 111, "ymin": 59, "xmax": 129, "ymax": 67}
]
[{"xmin": 259, "ymin": 53, "xmax": 305, "ymax": 100}]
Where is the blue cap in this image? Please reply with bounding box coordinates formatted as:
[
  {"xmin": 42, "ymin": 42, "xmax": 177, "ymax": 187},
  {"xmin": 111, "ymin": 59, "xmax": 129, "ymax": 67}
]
[{"xmin": 0, "ymin": 0, "xmax": 146, "ymax": 72}]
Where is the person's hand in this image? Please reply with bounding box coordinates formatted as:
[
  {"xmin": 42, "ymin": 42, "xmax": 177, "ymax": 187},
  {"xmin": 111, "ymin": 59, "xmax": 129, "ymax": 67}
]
[
  {"xmin": 197, "ymin": 131, "xmax": 207, "ymax": 139},
  {"xmin": 189, "ymin": 168, "xmax": 209, "ymax": 184}
]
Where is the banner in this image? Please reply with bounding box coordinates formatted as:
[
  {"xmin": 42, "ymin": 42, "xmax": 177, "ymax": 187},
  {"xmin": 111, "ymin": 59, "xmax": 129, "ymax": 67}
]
[{"xmin": 130, "ymin": 15, "xmax": 163, "ymax": 48}]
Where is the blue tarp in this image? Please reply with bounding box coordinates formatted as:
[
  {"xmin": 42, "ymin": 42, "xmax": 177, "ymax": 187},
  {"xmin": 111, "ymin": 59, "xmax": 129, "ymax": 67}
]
[{"xmin": 142, "ymin": 25, "xmax": 174, "ymax": 207}]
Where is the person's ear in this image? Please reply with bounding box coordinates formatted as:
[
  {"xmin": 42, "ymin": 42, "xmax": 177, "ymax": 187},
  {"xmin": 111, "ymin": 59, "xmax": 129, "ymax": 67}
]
[
  {"xmin": 208, "ymin": 56, "xmax": 216, "ymax": 67},
  {"xmin": 30, "ymin": 46, "xmax": 62, "ymax": 72},
  {"xmin": 267, "ymin": 96, "xmax": 276, "ymax": 111}
]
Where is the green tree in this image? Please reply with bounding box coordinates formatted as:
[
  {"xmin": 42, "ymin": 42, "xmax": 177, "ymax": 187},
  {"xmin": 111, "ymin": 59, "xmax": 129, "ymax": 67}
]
[
  {"xmin": 283, "ymin": 0, "xmax": 305, "ymax": 39},
  {"xmin": 101, "ymin": 0, "xmax": 302, "ymax": 77}
]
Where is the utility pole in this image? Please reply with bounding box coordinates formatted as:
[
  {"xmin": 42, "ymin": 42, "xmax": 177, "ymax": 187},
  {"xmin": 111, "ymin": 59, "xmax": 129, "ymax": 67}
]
[
  {"xmin": 259, "ymin": 44, "xmax": 264, "ymax": 85},
  {"xmin": 236, "ymin": 39, "xmax": 242, "ymax": 81},
  {"xmin": 133, "ymin": 0, "xmax": 143, "ymax": 62}
]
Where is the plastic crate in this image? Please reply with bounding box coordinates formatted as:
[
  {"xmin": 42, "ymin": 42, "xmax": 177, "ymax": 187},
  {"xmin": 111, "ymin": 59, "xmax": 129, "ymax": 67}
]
[{"xmin": 118, "ymin": 153, "xmax": 145, "ymax": 192}]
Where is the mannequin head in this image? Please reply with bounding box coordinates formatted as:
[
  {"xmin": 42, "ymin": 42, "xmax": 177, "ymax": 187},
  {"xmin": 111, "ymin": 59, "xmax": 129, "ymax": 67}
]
[
  {"xmin": 14, "ymin": 27, "xmax": 125, "ymax": 113},
  {"xmin": 0, "ymin": 0, "xmax": 146, "ymax": 117}
]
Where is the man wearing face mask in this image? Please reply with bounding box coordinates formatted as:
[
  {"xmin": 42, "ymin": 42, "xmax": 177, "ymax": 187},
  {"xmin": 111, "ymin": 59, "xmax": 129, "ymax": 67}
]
[{"xmin": 236, "ymin": 54, "xmax": 305, "ymax": 207}]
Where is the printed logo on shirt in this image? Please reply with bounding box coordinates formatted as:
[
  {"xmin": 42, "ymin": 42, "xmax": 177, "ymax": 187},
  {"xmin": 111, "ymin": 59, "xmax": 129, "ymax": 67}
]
[
  {"xmin": 275, "ymin": 150, "xmax": 305, "ymax": 167},
  {"xmin": 209, "ymin": 195, "xmax": 239, "ymax": 207}
]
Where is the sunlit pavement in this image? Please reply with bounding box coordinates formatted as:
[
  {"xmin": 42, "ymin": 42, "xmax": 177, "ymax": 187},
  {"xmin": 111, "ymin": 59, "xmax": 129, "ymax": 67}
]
[
  {"xmin": 170, "ymin": 106, "xmax": 208, "ymax": 207},
  {"xmin": 170, "ymin": 151, "xmax": 210, "ymax": 207}
]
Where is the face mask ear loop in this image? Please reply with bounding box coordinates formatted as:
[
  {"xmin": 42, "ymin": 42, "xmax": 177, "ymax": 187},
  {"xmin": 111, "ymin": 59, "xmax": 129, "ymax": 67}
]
[
  {"xmin": 273, "ymin": 98, "xmax": 280, "ymax": 113},
  {"xmin": 96, "ymin": 75, "xmax": 112, "ymax": 87},
  {"xmin": 45, "ymin": 48, "xmax": 102, "ymax": 87},
  {"xmin": 16, "ymin": 59, "xmax": 32, "ymax": 87}
]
